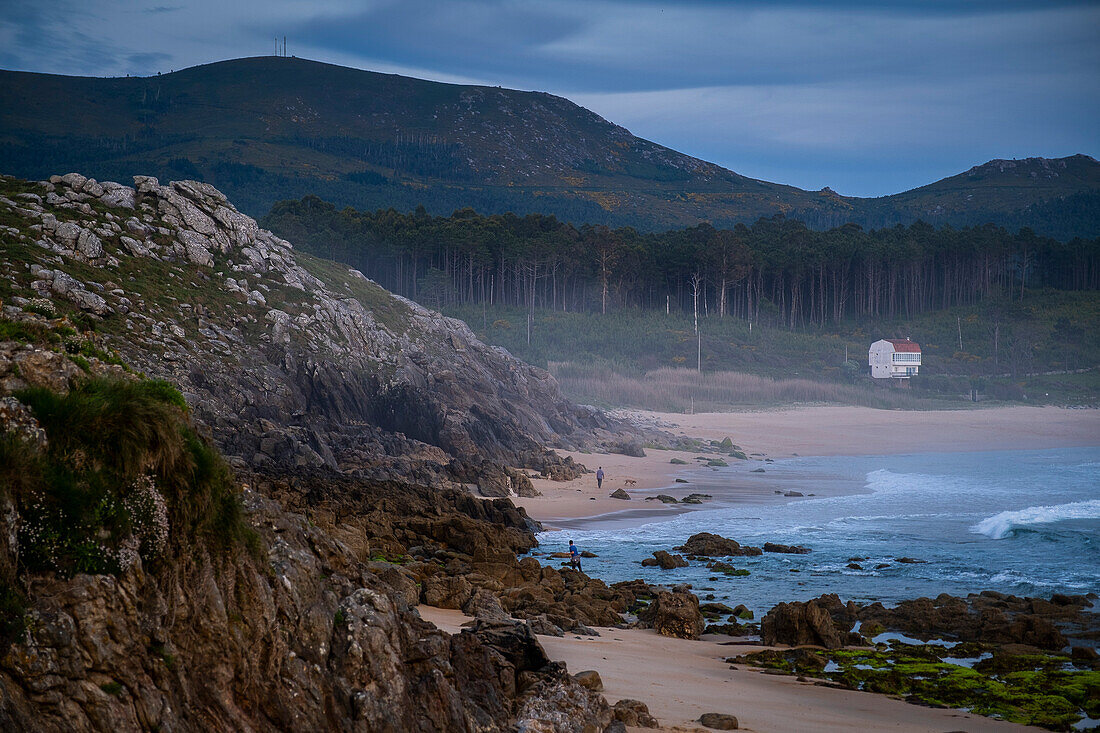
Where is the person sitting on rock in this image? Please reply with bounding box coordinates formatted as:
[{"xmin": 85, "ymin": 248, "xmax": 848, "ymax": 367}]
[{"xmin": 568, "ymin": 540, "xmax": 582, "ymax": 571}]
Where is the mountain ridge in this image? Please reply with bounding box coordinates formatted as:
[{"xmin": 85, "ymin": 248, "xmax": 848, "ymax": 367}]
[{"xmin": 1, "ymin": 56, "xmax": 1096, "ymax": 238}]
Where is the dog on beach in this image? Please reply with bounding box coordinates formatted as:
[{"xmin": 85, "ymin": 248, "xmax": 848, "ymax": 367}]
[{"xmin": 624, "ymin": 479, "xmax": 637, "ymax": 487}]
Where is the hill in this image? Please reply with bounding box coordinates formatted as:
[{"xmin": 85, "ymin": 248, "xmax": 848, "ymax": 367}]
[
  {"xmin": 1, "ymin": 57, "xmax": 1097, "ymax": 238},
  {"xmin": 0, "ymin": 171, "xmax": 668, "ymax": 494}
]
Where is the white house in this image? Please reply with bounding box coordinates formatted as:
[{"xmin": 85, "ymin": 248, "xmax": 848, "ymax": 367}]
[{"xmin": 869, "ymin": 338, "xmax": 921, "ymax": 379}]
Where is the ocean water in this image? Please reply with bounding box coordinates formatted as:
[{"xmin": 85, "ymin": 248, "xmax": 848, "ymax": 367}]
[{"xmin": 539, "ymin": 447, "xmax": 1100, "ymax": 619}]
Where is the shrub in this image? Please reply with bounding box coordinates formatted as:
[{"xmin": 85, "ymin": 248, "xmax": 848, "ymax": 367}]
[
  {"xmin": 23, "ymin": 299, "xmax": 56, "ymax": 318},
  {"xmin": 10, "ymin": 377, "xmax": 258, "ymax": 577}
]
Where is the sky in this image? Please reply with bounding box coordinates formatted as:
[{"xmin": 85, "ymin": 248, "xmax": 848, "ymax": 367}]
[{"xmin": 1, "ymin": 0, "xmax": 1097, "ymax": 197}]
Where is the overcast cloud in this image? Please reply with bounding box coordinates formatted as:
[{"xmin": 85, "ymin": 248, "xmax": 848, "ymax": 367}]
[{"xmin": 0, "ymin": 0, "xmax": 1096, "ymax": 196}]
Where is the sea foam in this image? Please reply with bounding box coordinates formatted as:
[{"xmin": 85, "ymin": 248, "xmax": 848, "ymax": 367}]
[{"xmin": 971, "ymin": 499, "xmax": 1100, "ymax": 540}]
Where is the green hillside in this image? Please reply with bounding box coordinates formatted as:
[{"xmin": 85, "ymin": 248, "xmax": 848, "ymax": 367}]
[{"xmin": 1, "ymin": 56, "xmax": 1097, "ymax": 237}]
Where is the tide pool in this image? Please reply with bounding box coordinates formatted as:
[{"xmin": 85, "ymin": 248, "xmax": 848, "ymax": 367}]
[{"xmin": 538, "ymin": 447, "xmax": 1100, "ymax": 619}]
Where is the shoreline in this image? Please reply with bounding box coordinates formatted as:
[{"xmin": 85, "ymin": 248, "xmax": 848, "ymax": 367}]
[
  {"xmin": 419, "ymin": 606, "xmax": 1044, "ymax": 733},
  {"xmin": 516, "ymin": 404, "xmax": 1100, "ymax": 527},
  {"xmin": 498, "ymin": 406, "xmax": 1096, "ymax": 731}
]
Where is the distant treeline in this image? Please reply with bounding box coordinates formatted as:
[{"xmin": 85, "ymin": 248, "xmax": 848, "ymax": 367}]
[{"xmin": 262, "ymin": 195, "xmax": 1100, "ymax": 328}]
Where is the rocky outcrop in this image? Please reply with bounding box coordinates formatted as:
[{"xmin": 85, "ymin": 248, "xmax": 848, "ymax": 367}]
[
  {"xmin": 637, "ymin": 590, "xmax": 705, "ymax": 640},
  {"xmin": 0, "ymin": 481, "xmax": 616, "ymax": 732},
  {"xmin": 674, "ymin": 532, "xmax": 762, "ymax": 557},
  {"xmin": 0, "ymin": 173, "xmax": 660, "ymax": 495},
  {"xmin": 761, "ymin": 600, "xmax": 845, "ymax": 649},
  {"xmin": 774, "ymin": 591, "xmax": 1096, "ymax": 651},
  {"xmin": 641, "ymin": 551, "xmax": 688, "ymax": 569},
  {"xmin": 0, "ymin": 344, "xmax": 631, "ymax": 731}
]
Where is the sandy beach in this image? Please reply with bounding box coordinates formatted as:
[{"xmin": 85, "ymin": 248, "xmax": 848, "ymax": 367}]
[
  {"xmin": 494, "ymin": 405, "xmax": 1098, "ymax": 730},
  {"xmin": 419, "ymin": 606, "xmax": 1044, "ymax": 732},
  {"xmin": 516, "ymin": 405, "xmax": 1100, "ymax": 524}
]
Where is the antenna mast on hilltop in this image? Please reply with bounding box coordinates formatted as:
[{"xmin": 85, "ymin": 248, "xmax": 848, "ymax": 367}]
[{"xmin": 274, "ymin": 36, "xmax": 288, "ymax": 57}]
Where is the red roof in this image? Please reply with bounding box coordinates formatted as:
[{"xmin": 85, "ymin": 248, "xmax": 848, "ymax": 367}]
[{"xmin": 886, "ymin": 339, "xmax": 921, "ymax": 352}]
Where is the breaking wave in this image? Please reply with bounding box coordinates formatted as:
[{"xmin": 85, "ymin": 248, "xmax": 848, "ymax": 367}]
[{"xmin": 971, "ymin": 499, "xmax": 1100, "ymax": 540}]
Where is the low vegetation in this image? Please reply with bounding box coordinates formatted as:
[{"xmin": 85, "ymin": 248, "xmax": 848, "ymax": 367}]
[
  {"xmin": 736, "ymin": 642, "xmax": 1100, "ymax": 731},
  {"xmin": 1, "ymin": 377, "xmax": 258, "ymax": 580}
]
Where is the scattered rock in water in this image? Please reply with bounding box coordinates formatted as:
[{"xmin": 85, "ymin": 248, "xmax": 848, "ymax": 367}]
[
  {"xmin": 610, "ymin": 488, "xmax": 631, "ymax": 500},
  {"xmin": 612, "ymin": 699, "xmax": 659, "ymax": 728},
  {"xmin": 896, "ymin": 557, "xmax": 927, "ymax": 564},
  {"xmin": 675, "ymin": 532, "xmax": 762, "ymax": 557},
  {"xmin": 751, "ymin": 468, "xmax": 766, "ymax": 473},
  {"xmin": 700, "ymin": 602, "xmax": 736, "ymax": 616},
  {"xmin": 674, "ymin": 478, "xmax": 689, "ymax": 483},
  {"xmin": 875, "ymin": 563, "xmax": 891, "ymax": 569},
  {"xmin": 763, "ymin": 542, "xmax": 811, "ymax": 554},
  {"xmin": 783, "ymin": 491, "xmax": 803, "ymax": 497},
  {"xmin": 708, "ymin": 562, "xmax": 750, "ymax": 577},
  {"xmin": 847, "ymin": 563, "xmax": 863, "ymax": 570},
  {"xmin": 641, "ymin": 550, "xmax": 688, "ymax": 569},
  {"xmin": 699, "ymin": 712, "xmax": 739, "ymax": 729},
  {"xmin": 670, "ymin": 458, "xmax": 688, "ymax": 465},
  {"xmin": 655, "ymin": 494, "xmax": 680, "ymax": 503},
  {"xmin": 580, "ymin": 551, "xmax": 597, "ymax": 558},
  {"xmin": 732, "ymin": 604, "xmax": 754, "ymax": 620},
  {"xmin": 848, "ymin": 556, "xmax": 866, "ymax": 562}
]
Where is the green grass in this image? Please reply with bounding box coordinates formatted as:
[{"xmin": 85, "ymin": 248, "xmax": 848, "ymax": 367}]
[
  {"xmin": 738, "ymin": 645, "xmax": 1099, "ymax": 731},
  {"xmin": 4, "ymin": 376, "xmax": 259, "ymax": 578},
  {"xmin": 296, "ymin": 252, "xmax": 413, "ymax": 334}
]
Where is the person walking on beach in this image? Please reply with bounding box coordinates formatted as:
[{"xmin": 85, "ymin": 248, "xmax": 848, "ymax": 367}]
[
  {"xmin": 596, "ymin": 467, "xmax": 604, "ymax": 489},
  {"xmin": 568, "ymin": 540, "xmax": 582, "ymax": 571}
]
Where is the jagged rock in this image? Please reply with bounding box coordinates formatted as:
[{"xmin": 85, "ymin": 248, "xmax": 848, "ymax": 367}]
[
  {"xmin": 59, "ymin": 172, "xmax": 87, "ymax": 190},
  {"xmin": 675, "ymin": 532, "xmax": 761, "ymax": 557},
  {"xmin": 99, "ymin": 182, "xmax": 135, "ymax": 209},
  {"xmin": 75, "ymin": 227, "xmax": 104, "ymax": 259},
  {"xmin": 422, "ymin": 575, "xmax": 474, "ymax": 609},
  {"xmin": 572, "ymin": 669, "xmax": 603, "ymax": 691},
  {"xmin": 641, "ymin": 551, "xmax": 687, "ymax": 569},
  {"xmin": 464, "ymin": 588, "xmax": 510, "ymax": 621},
  {"xmin": 609, "ymin": 488, "xmax": 630, "ymax": 500},
  {"xmin": 638, "ymin": 590, "xmax": 704, "ymax": 639},
  {"xmin": 177, "ymin": 229, "xmax": 214, "ymax": 266},
  {"xmin": 761, "ymin": 600, "xmax": 844, "ymax": 649},
  {"xmin": 512, "ymin": 661, "xmax": 613, "ymax": 733},
  {"xmin": 526, "ymin": 614, "xmax": 565, "ymax": 637},
  {"xmin": 613, "ymin": 698, "xmax": 659, "ymax": 728}
]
